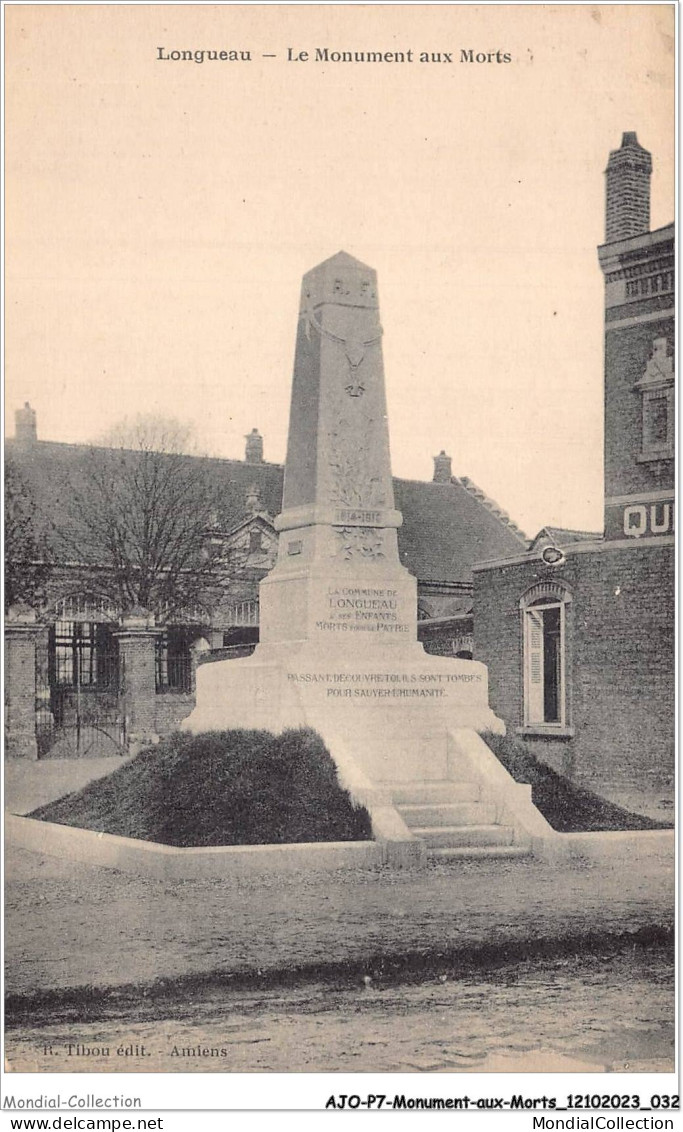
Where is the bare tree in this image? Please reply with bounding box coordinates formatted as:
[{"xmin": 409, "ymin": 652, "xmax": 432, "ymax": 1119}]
[
  {"xmin": 4, "ymin": 456, "xmax": 54, "ymax": 610},
  {"xmin": 61, "ymin": 416, "xmax": 222, "ymax": 619}
]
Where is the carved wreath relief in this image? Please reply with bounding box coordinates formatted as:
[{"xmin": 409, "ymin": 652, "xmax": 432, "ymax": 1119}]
[
  {"xmin": 335, "ymin": 527, "xmax": 385, "ymax": 561},
  {"xmin": 328, "ymin": 417, "xmax": 388, "ymax": 560},
  {"xmin": 303, "ymin": 287, "xmax": 382, "ymax": 399},
  {"xmin": 327, "ymin": 416, "xmax": 387, "ymax": 511}
]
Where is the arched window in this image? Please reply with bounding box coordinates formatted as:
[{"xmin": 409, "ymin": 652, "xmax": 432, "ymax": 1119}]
[
  {"xmin": 520, "ymin": 582, "xmax": 571, "ymax": 729},
  {"xmin": 156, "ymin": 600, "xmax": 210, "ymax": 626},
  {"xmin": 53, "ymin": 593, "xmax": 120, "ymax": 623}
]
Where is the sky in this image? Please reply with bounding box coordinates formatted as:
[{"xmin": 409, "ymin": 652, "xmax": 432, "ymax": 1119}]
[{"xmin": 5, "ymin": 4, "xmax": 675, "ymax": 537}]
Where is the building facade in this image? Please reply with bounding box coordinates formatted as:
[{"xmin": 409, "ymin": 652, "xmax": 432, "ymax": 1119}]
[
  {"xmin": 6, "ymin": 414, "xmax": 526, "ymax": 758},
  {"xmin": 473, "ymin": 133, "xmax": 674, "ymax": 819}
]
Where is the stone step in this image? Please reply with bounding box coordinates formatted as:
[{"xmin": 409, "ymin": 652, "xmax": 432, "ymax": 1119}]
[
  {"xmin": 429, "ymin": 844, "xmax": 532, "ymax": 862},
  {"xmin": 411, "ymin": 824, "xmax": 515, "ymax": 849},
  {"xmin": 387, "ymin": 781, "xmax": 480, "ymax": 805},
  {"xmin": 397, "ymin": 801, "xmax": 496, "ymax": 828}
]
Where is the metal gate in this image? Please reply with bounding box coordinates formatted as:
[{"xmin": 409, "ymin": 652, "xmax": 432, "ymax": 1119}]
[{"xmin": 36, "ymin": 651, "xmax": 127, "ymax": 759}]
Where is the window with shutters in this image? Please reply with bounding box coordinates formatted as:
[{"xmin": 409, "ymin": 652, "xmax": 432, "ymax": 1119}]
[{"xmin": 520, "ymin": 583, "xmax": 571, "ymax": 731}]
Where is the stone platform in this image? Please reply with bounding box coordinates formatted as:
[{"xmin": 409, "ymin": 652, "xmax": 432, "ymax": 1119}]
[{"xmin": 183, "ymin": 646, "xmax": 503, "ymax": 783}]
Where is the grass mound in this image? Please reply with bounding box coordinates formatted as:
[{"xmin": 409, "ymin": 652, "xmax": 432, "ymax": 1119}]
[
  {"xmin": 30, "ymin": 728, "xmax": 373, "ymax": 847},
  {"xmin": 482, "ymin": 731, "xmax": 670, "ymax": 833}
]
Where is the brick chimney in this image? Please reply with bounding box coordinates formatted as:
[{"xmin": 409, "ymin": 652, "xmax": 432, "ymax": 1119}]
[
  {"xmin": 432, "ymin": 450, "xmax": 452, "ymax": 483},
  {"xmin": 605, "ymin": 132, "xmax": 652, "ymax": 243},
  {"xmin": 245, "ymin": 428, "xmax": 263, "ymax": 464},
  {"xmin": 15, "ymin": 402, "xmax": 37, "ymax": 447}
]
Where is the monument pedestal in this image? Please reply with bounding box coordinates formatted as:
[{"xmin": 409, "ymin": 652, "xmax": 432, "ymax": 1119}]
[
  {"xmin": 185, "ymin": 646, "xmax": 502, "ymax": 783},
  {"xmin": 259, "ymin": 561, "xmax": 420, "ymax": 657},
  {"xmin": 183, "ymin": 252, "xmax": 519, "ymax": 860}
]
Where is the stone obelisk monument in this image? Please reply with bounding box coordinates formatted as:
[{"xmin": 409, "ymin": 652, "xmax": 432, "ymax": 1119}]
[
  {"xmin": 183, "ymin": 252, "xmax": 502, "ymax": 782},
  {"xmin": 259, "ymin": 251, "xmax": 419, "ymax": 656}
]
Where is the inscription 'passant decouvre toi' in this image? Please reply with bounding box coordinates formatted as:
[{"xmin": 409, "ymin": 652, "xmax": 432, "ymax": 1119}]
[{"xmin": 287, "ymin": 671, "xmax": 483, "ymax": 699}]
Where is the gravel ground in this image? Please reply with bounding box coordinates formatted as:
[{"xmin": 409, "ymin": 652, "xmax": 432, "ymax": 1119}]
[
  {"xmin": 5, "ymin": 843, "xmax": 674, "ymax": 1002},
  {"xmin": 5, "ymin": 946, "xmax": 674, "ymax": 1074}
]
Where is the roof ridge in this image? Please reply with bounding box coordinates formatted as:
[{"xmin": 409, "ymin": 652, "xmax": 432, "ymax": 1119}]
[
  {"xmin": 5, "ymin": 437, "xmax": 285, "ymax": 469},
  {"xmin": 457, "ymin": 475, "xmax": 528, "ymax": 544}
]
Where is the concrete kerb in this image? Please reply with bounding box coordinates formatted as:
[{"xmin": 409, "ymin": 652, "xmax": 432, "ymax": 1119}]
[
  {"xmin": 2, "ymin": 732, "xmax": 428, "ymax": 874},
  {"xmin": 447, "ymin": 728, "xmax": 674, "ymax": 866},
  {"xmin": 5, "ymin": 729, "xmax": 673, "ymax": 877},
  {"xmin": 5, "ymin": 811, "xmax": 673, "ymax": 881},
  {"xmin": 563, "ymin": 828, "xmax": 674, "ymax": 865},
  {"xmin": 5, "ymin": 813, "xmax": 382, "ymax": 879},
  {"xmin": 5, "ymin": 808, "xmax": 673, "ymax": 880}
]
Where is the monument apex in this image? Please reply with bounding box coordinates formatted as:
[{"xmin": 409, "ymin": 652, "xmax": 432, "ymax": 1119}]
[{"xmin": 282, "ymin": 249, "xmax": 392, "ymax": 511}]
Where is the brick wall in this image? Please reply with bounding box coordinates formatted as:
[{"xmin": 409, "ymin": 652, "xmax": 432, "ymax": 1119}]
[
  {"xmin": 418, "ymin": 616, "xmax": 473, "ymax": 658},
  {"xmin": 5, "ymin": 621, "xmax": 40, "ymax": 759},
  {"xmin": 474, "ymin": 542, "xmax": 674, "ymax": 817},
  {"xmin": 605, "ymin": 292, "xmax": 673, "ymax": 325},
  {"xmin": 155, "ymin": 693, "xmax": 195, "ymax": 737}
]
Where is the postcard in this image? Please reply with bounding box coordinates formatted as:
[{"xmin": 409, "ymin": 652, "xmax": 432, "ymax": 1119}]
[{"xmin": 3, "ymin": 2, "xmax": 676, "ymax": 1123}]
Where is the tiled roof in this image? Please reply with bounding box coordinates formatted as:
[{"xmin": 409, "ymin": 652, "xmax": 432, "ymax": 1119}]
[
  {"xmin": 6, "ymin": 439, "xmax": 527, "ymax": 585},
  {"xmin": 7, "ymin": 439, "xmax": 285, "ymax": 545},
  {"xmin": 394, "ymin": 477, "xmax": 527, "ymax": 583},
  {"xmin": 456, "ymin": 477, "xmax": 524, "ymax": 532}
]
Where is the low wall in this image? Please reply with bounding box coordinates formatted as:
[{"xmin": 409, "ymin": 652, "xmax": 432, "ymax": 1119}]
[
  {"xmin": 564, "ymin": 829, "xmax": 674, "ymax": 865},
  {"xmin": 447, "ymin": 729, "xmax": 675, "ymax": 867},
  {"xmin": 5, "ymin": 813, "xmax": 381, "ymax": 880},
  {"xmin": 316, "ymin": 730, "xmax": 426, "ymax": 867},
  {"xmin": 6, "ymin": 812, "xmax": 673, "ymax": 882},
  {"xmin": 154, "ymin": 692, "xmax": 195, "ymax": 737}
]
